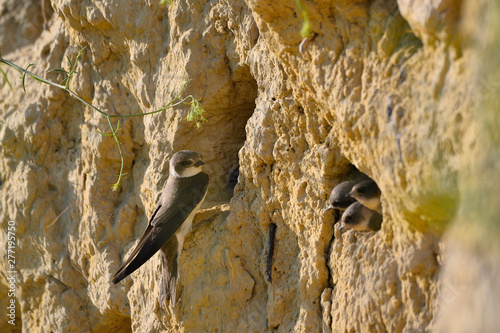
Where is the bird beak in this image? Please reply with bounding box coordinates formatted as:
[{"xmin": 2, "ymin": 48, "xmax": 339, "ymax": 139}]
[
  {"xmin": 323, "ymin": 204, "xmax": 334, "ymax": 214},
  {"xmin": 194, "ymin": 160, "xmax": 205, "ymax": 167},
  {"xmin": 338, "ymin": 225, "xmax": 344, "ymax": 231}
]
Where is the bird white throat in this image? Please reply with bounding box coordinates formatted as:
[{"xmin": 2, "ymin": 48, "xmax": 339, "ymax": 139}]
[{"xmin": 170, "ymin": 165, "xmax": 203, "ymax": 178}]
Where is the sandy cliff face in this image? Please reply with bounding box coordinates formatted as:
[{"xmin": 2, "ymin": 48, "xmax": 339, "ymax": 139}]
[{"xmin": 0, "ymin": 0, "xmax": 499, "ymax": 332}]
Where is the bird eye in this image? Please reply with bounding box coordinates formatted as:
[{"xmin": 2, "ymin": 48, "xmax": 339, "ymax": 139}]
[{"xmin": 180, "ymin": 161, "xmax": 190, "ymax": 166}]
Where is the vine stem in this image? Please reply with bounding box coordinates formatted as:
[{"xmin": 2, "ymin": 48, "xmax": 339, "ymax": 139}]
[{"xmin": 0, "ymin": 51, "xmax": 203, "ymax": 190}]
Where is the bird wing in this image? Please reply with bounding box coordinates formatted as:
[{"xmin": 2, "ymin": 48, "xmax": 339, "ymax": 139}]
[{"xmin": 112, "ymin": 172, "xmax": 209, "ymax": 284}]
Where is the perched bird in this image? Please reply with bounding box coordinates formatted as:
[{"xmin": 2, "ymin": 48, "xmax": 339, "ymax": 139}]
[
  {"xmin": 326, "ymin": 180, "xmax": 358, "ymax": 211},
  {"xmin": 112, "ymin": 150, "xmax": 209, "ymax": 307},
  {"xmin": 348, "ymin": 179, "xmax": 382, "ymax": 214},
  {"xmin": 338, "ymin": 202, "xmax": 382, "ymax": 231}
]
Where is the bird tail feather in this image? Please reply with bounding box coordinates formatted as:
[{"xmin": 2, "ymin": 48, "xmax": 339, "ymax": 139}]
[{"xmin": 159, "ymin": 237, "xmax": 179, "ymax": 308}]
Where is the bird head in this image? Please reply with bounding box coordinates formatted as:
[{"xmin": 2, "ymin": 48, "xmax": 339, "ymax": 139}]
[
  {"xmin": 348, "ymin": 180, "xmax": 380, "ymax": 201},
  {"xmin": 170, "ymin": 150, "xmax": 205, "ymax": 178}
]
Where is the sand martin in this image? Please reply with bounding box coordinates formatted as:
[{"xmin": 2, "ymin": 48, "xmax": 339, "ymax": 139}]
[
  {"xmin": 338, "ymin": 202, "xmax": 382, "ymax": 231},
  {"xmin": 348, "ymin": 179, "xmax": 382, "ymax": 214},
  {"xmin": 112, "ymin": 150, "xmax": 209, "ymax": 307},
  {"xmin": 326, "ymin": 180, "xmax": 358, "ymax": 211}
]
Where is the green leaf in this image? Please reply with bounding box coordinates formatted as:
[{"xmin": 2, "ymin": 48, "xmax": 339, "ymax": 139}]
[
  {"xmin": 295, "ymin": 0, "xmax": 311, "ymax": 38},
  {"xmin": 0, "ymin": 67, "xmax": 12, "ymax": 90},
  {"xmin": 96, "ymin": 128, "xmax": 113, "ymax": 136},
  {"xmin": 48, "ymin": 68, "xmax": 70, "ymax": 74},
  {"xmin": 300, "ymin": 18, "xmax": 311, "ymax": 38},
  {"xmin": 22, "ymin": 63, "xmax": 38, "ymax": 92},
  {"xmin": 186, "ymin": 98, "xmax": 207, "ymax": 128},
  {"xmin": 113, "ymin": 120, "xmax": 121, "ymax": 135},
  {"xmin": 66, "ymin": 55, "xmax": 73, "ymax": 69}
]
